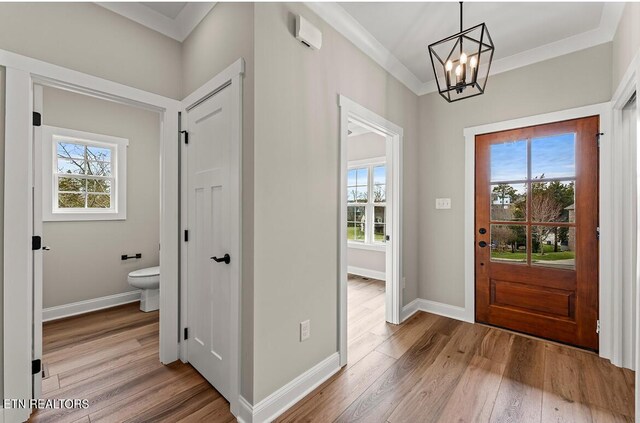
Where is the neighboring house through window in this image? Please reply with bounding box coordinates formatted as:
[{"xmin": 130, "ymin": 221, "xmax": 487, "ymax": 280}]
[
  {"xmin": 347, "ymin": 157, "xmax": 386, "ymax": 247},
  {"xmin": 42, "ymin": 126, "xmax": 128, "ymax": 221}
]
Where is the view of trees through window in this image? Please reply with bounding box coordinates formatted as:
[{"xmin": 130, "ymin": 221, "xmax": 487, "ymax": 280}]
[
  {"xmin": 56, "ymin": 141, "xmax": 113, "ymax": 209},
  {"xmin": 489, "ymin": 134, "xmax": 577, "ymax": 269},
  {"xmin": 347, "ymin": 163, "xmax": 386, "ymax": 244}
]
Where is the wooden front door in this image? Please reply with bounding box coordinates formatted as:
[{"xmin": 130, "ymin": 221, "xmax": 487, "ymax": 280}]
[{"xmin": 475, "ymin": 116, "xmax": 599, "ymax": 350}]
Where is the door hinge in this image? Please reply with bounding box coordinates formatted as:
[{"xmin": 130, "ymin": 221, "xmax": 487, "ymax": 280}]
[
  {"xmin": 596, "ymin": 320, "xmax": 601, "ymax": 334},
  {"xmin": 180, "ymin": 130, "xmax": 189, "ymax": 144},
  {"xmin": 184, "ymin": 230, "xmax": 189, "ymax": 242},
  {"xmin": 32, "ymin": 112, "xmax": 42, "ymax": 127},
  {"xmin": 32, "ymin": 235, "xmax": 42, "ymax": 251},
  {"xmin": 184, "ymin": 327, "xmax": 189, "ymax": 340},
  {"xmin": 596, "ymin": 227, "xmax": 600, "ymax": 240},
  {"xmin": 385, "ymin": 235, "xmax": 390, "ymax": 241},
  {"xmin": 596, "ymin": 132, "xmax": 604, "ymax": 148},
  {"xmin": 32, "ymin": 359, "xmax": 41, "ymax": 375}
]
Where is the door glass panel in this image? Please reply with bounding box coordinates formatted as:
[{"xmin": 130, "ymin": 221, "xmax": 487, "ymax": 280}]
[
  {"xmin": 532, "ymin": 226, "xmax": 575, "ymax": 270},
  {"xmin": 490, "ymin": 139, "xmax": 527, "ymax": 182},
  {"xmin": 531, "ymin": 133, "xmax": 576, "ymax": 179},
  {"xmin": 491, "ymin": 183, "xmax": 526, "ymax": 221},
  {"xmin": 531, "ymin": 181, "xmax": 575, "ymax": 223},
  {"xmin": 490, "ymin": 224, "xmax": 527, "ymax": 263}
]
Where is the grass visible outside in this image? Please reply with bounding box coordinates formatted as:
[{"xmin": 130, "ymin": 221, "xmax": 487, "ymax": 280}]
[
  {"xmin": 347, "ymin": 226, "xmax": 386, "ymax": 243},
  {"xmin": 491, "ymin": 244, "xmax": 575, "ymax": 261}
]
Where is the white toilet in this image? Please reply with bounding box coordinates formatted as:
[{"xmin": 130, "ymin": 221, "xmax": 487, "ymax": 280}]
[{"xmin": 127, "ymin": 266, "xmax": 160, "ymax": 312}]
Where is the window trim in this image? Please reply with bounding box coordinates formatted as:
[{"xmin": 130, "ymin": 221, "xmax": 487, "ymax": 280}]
[
  {"xmin": 347, "ymin": 156, "xmax": 386, "ymax": 248},
  {"xmin": 42, "ymin": 125, "xmax": 128, "ymax": 221}
]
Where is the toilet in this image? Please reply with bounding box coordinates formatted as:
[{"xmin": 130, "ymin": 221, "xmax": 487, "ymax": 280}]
[{"xmin": 127, "ymin": 266, "xmax": 160, "ymax": 312}]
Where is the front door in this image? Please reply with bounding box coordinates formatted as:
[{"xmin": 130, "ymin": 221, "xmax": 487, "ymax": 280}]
[
  {"xmin": 475, "ymin": 116, "xmax": 599, "ymax": 350},
  {"xmin": 186, "ymin": 86, "xmax": 233, "ymax": 400}
]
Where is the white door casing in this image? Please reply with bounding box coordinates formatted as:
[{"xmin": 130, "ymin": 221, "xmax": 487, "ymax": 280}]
[{"xmin": 185, "ymin": 84, "xmax": 234, "ymax": 401}]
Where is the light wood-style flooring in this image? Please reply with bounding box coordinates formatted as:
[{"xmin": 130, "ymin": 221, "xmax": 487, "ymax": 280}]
[
  {"xmin": 29, "ymin": 303, "xmax": 235, "ymax": 423},
  {"xmin": 279, "ymin": 275, "xmax": 636, "ymax": 422},
  {"xmin": 29, "ymin": 277, "xmax": 635, "ymax": 422}
]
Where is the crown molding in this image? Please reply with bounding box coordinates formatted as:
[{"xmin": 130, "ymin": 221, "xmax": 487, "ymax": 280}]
[
  {"xmin": 304, "ymin": 2, "xmax": 423, "ymax": 94},
  {"xmin": 305, "ymin": 2, "xmax": 625, "ymax": 97},
  {"xmin": 96, "ymin": 2, "xmax": 216, "ymax": 42}
]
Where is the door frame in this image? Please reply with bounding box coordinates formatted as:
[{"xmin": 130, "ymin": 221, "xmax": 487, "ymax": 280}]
[
  {"xmin": 463, "ymin": 103, "xmax": 612, "ymax": 348},
  {"xmin": 338, "ymin": 95, "xmax": 403, "ymax": 367},
  {"xmin": 179, "ymin": 58, "xmax": 244, "ymax": 416},
  {"xmin": 2, "ymin": 49, "xmax": 181, "ymax": 423}
]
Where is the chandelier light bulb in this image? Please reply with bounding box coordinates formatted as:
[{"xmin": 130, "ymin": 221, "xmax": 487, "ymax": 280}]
[
  {"xmin": 455, "ymin": 65, "xmax": 462, "ymax": 76},
  {"xmin": 446, "ymin": 60, "xmax": 453, "ymax": 71},
  {"xmin": 470, "ymin": 56, "xmax": 477, "ymax": 68},
  {"xmin": 460, "ymin": 52, "xmax": 467, "ymax": 64}
]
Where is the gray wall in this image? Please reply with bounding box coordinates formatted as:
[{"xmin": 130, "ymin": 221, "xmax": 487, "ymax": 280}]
[
  {"xmin": 417, "ymin": 43, "xmax": 613, "ymax": 307},
  {"xmin": 347, "ymin": 132, "xmax": 386, "ymax": 275},
  {"xmin": 612, "ymin": 2, "xmax": 640, "ymax": 92},
  {"xmin": 0, "ymin": 3, "xmax": 182, "ymax": 99},
  {"xmin": 253, "ymin": 2, "xmax": 419, "ymax": 402},
  {"xmin": 42, "ymin": 87, "xmax": 160, "ymax": 308},
  {"xmin": 181, "ymin": 2, "xmax": 256, "ymax": 403}
]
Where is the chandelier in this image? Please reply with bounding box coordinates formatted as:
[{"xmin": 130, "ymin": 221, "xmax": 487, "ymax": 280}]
[{"xmin": 428, "ymin": 2, "xmax": 495, "ymax": 102}]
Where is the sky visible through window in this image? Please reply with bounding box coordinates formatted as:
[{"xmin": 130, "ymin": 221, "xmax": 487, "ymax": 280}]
[{"xmin": 490, "ymin": 133, "xmax": 575, "ymax": 182}]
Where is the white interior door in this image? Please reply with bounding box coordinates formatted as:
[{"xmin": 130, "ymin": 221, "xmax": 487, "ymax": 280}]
[{"xmin": 185, "ymin": 86, "xmax": 233, "ymax": 401}]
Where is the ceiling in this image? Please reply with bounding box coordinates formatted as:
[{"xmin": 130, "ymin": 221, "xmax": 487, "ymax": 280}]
[
  {"xmin": 309, "ymin": 2, "xmax": 625, "ymax": 95},
  {"xmin": 97, "ymin": 2, "xmax": 216, "ymax": 41},
  {"xmin": 144, "ymin": 2, "xmax": 188, "ymax": 19}
]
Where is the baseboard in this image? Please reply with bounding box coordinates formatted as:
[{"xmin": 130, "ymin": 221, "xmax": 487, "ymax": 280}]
[
  {"xmin": 347, "ymin": 266, "xmax": 386, "ymax": 281},
  {"xmin": 401, "ymin": 298, "xmax": 470, "ymax": 323},
  {"xmin": 238, "ymin": 352, "xmax": 341, "ymax": 423},
  {"xmin": 42, "ymin": 290, "xmax": 141, "ymax": 322}
]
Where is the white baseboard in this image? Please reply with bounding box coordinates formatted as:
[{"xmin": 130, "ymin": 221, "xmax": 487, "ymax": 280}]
[
  {"xmin": 43, "ymin": 290, "xmax": 141, "ymax": 322},
  {"xmin": 401, "ymin": 298, "xmax": 470, "ymax": 323},
  {"xmin": 237, "ymin": 352, "xmax": 341, "ymax": 423},
  {"xmin": 347, "ymin": 266, "xmax": 386, "ymax": 281}
]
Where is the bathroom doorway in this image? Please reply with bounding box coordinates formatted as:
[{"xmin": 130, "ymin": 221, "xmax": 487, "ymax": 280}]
[{"xmin": 33, "ymin": 84, "xmax": 164, "ymax": 405}]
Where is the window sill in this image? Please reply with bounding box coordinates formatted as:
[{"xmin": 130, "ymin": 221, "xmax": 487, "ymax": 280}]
[
  {"xmin": 347, "ymin": 242, "xmax": 386, "ymax": 252},
  {"xmin": 44, "ymin": 211, "xmax": 126, "ymax": 222}
]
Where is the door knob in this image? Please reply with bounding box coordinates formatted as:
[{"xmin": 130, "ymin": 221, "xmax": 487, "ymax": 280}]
[
  {"xmin": 211, "ymin": 253, "xmax": 231, "ymax": 264},
  {"xmin": 42, "ymin": 246, "xmax": 51, "ymax": 251},
  {"xmin": 478, "ymin": 228, "xmax": 487, "ymax": 234},
  {"xmin": 478, "ymin": 241, "xmax": 487, "ymax": 248}
]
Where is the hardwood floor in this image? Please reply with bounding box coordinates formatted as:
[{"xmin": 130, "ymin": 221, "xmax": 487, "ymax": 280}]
[
  {"xmin": 29, "ymin": 280, "xmax": 635, "ymax": 422},
  {"xmin": 29, "ymin": 302, "xmax": 235, "ymax": 423},
  {"xmin": 279, "ymin": 275, "xmax": 635, "ymax": 422}
]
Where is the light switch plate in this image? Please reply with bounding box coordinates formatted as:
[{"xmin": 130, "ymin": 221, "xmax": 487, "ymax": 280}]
[{"xmin": 435, "ymin": 198, "xmax": 451, "ymax": 209}]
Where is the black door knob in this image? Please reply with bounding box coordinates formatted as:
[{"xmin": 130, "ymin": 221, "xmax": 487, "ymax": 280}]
[
  {"xmin": 478, "ymin": 241, "xmax": 487, "ymax": 248},
  {"xmin": 211, "ymin": 253, "xmax": 231, "ymax": 264},
  {"xmin": 479, "ymin": 228, "xmax": 487, "ymax": 234}
]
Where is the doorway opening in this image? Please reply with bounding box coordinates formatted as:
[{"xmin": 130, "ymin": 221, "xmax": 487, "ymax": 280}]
[{"xmin": 338, "ymin": 95, "xmax": 403, "ymax": 367}]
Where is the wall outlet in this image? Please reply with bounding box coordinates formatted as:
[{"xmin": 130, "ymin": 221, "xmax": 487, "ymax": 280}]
[
  {"xmin": 300, "ymin": 320, "xmax": 311, "ymax": 341},
  {"xmin": 435, "ymin": 198, "xmax": 451, "ymax": 209}
]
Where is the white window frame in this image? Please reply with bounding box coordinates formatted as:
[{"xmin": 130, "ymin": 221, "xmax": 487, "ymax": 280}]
[
  {"xmin": 42, "ymin": 126, "xmax": 128, "ymax": 221},
  {"xmin": 347, "ymin": 156, "xmax": 386, "ymax": 250}
]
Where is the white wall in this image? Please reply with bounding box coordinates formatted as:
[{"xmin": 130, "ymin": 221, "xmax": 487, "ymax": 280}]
[
  {"xmin": 253, "ymin": 2, "xmax": 419, "ymax": 403},
  {"xmin": 417, "ymin": 43, "xmax": 613, "ymax": 307},
  {"xmin": 347, "ymin": 132, "xmax": 386, "ymax": 277},
  {"xmin": 41, "ymin": 87, "xmax": 160, "ymax": 308}
]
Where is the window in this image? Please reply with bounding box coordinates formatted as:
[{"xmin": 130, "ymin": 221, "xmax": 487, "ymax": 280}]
[
  {"xmin": 42, "ymin": 126, "xmax": 128, "ymax": 221},
  {"xmin": 347, "ymin": 159, "xmax": 386, "ymax": 247}
]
